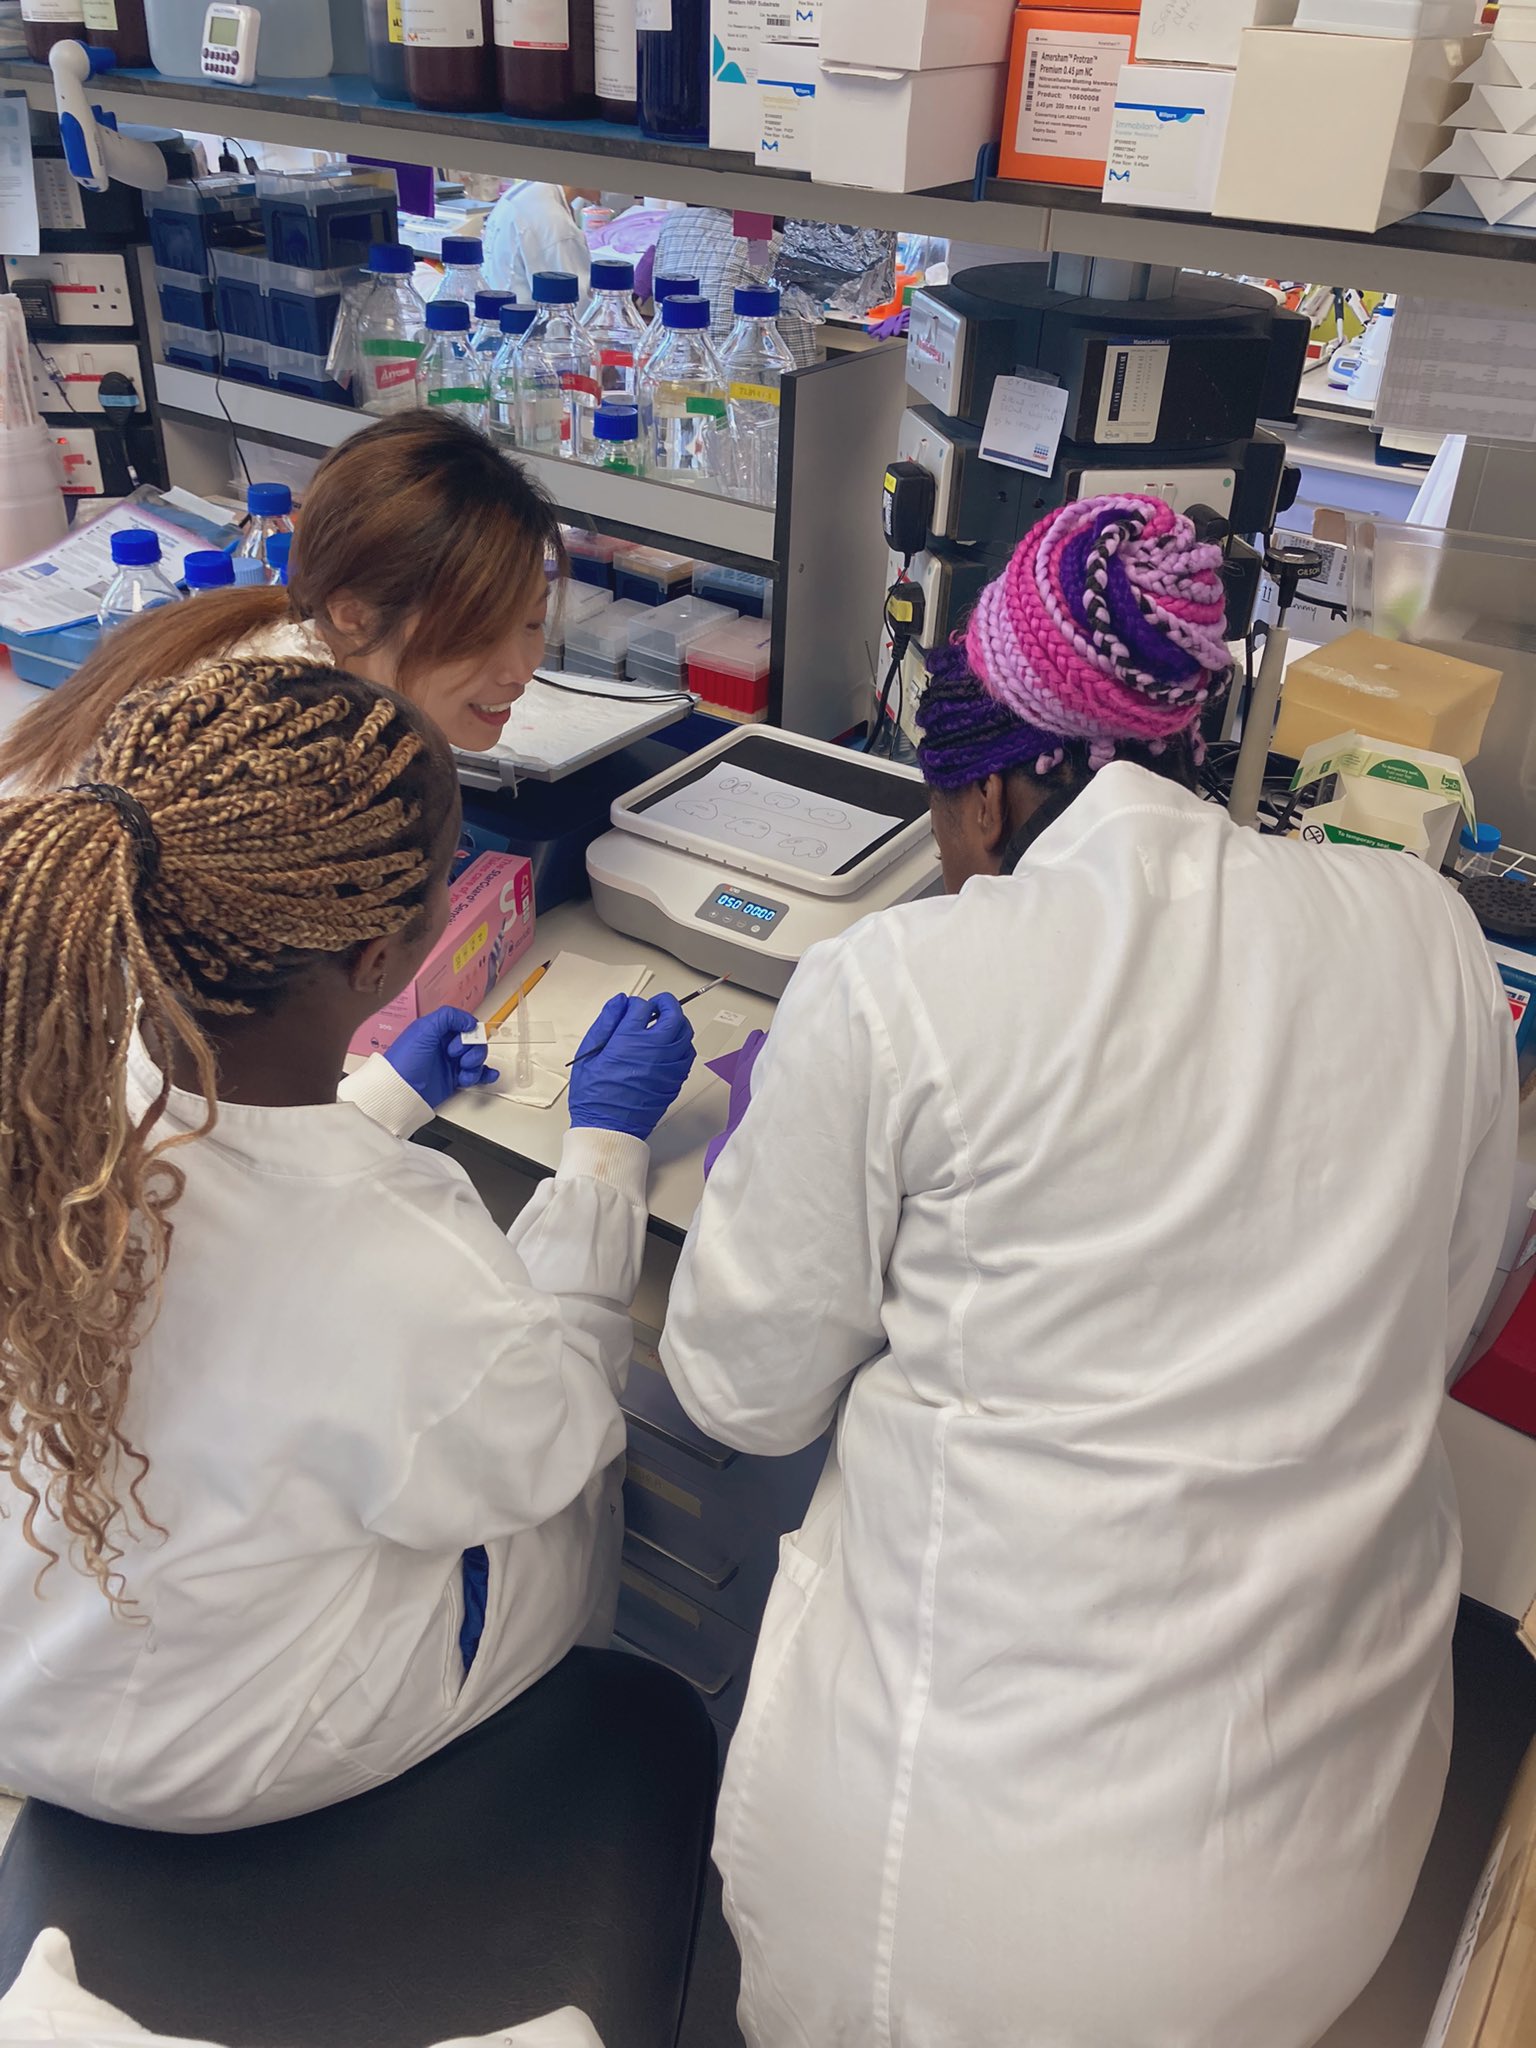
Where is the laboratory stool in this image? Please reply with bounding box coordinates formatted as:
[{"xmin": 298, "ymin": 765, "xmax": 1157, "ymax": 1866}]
[{"xmin": 0, "ymin": 1647, "xmax": 717, "ymax": 2048}]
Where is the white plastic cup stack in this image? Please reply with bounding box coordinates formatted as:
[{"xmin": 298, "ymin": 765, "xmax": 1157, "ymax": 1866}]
[{"xmin": 0, "ymin": 296, "xmax": 67, "ymax": 572}]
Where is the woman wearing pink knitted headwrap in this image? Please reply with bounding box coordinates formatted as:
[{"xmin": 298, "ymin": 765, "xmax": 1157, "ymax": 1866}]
[{"xmin": 662, "ymin": 495, "xmax": 1515, "ymax": 2048}]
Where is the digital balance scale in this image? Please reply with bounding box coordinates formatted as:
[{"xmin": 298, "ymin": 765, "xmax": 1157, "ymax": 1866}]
[{"xmin": 587, "ymin": 728, "xmax": 941, "ymax": 997}]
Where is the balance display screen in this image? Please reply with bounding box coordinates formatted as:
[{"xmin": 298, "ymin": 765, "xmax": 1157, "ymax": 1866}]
[
  {"xmin": 697, "ymin": 885, "xmax": 788, "ymax": 940},
  {"xmin": 209, "ymin": 15, "xmax": 238, "ymax": 42}
]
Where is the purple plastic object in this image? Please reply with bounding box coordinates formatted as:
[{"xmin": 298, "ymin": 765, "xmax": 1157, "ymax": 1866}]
[{"xmin": 703, "ymin": 1030, "xmax": 767, "ymax": 1179}]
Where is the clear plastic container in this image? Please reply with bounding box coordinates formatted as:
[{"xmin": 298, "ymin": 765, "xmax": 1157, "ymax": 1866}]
[
  {"xmin": 719, "ymin": 284, "xmax": 794, "ymax": 507},
  {"xmin": 488, "ymin": 301, "xmax": 537, "ymax": 449},
  {"xmin": 517, "ymin": 271, "xmax": 597, "ymax": 461},
  {"xmin": 431, "ymin": 235, "xmax": 487, "ymax": 305},
  {"xmin": 552, "ymin": 579, "xmax": 615, "ymax": 654},
  {"xmin": 562, "ymin": 528, "xmax": 628, "ymax": 586},
  {"xmin": 355, "ymin": 242, "xmax": 427, "ymax": 416},
  {"xmin": 637, "ymin": 0, "xmax": 708, "ymax": 143},
  {"xmin": 496, "ymin": 0, "xmax": 596, "ymax": 117},
  {"xmin": 223, "ymin": 336, "xmax": 273, "ymax": 385},
  {"xmin": 365, "ymin": 0, "xmax": 410, "ymax": 95},
  {"xmin": 637, "ymin": 271, "xmax": 700, "ymax": 372},
  {"xmin": 162, "ymin": 320, "xmax": 221, "ymax": 371},
  {"xmin": 156, "ymin": 263, "xmax": 217, "ymax": 329},
  {"xmin": 145, "ymin": 0, "xmax": 205, "ymax": 76},
  {"xmin": 271, "ymin": 341, "xmax": 350, "ymax": 403},
  {"xmin": 253, "ymin": 0, "xmax": 334, "ymax": 77},
  {"xmin": 625, "ymin": 594, "xmax": 737, "ymax": 681},
  {"xmin": 579, "ymin": 256, "xmax": 646, "ymax": 404},
  {"xmin": 686, "ymin": 615, "xmax": 772, "ymax": 719},
  {"xmin": 148, "ymin": 177, "xmax": 259, "ymax": 277},
  {"xmin": 589, "ymin": 401, "xmax": 644, "ymax": 476},
  {"xmin": 98, "ymin": 528, "xmax": 181, "ymax": 630},
  {"xmin": 470, "ymin": 289, "xmax": 516, "ymax": 363},
  {"xmin": 420, "ymin": 300, "xmax": 489, "ymax": 430},
  {"xmin": 692, "ymin": 561, "xmax": 772, "ymax": 618},
  {"xmin": 183, "ymin": 548, "xmax": 234, "ymax": 592},
  {"xmin": 611, "ymin": 543, "xmax": 693, "ymax": 606},
  {"xmin": 83, "ymin": 0, "xmax": 152, "ymax": 67},
  {"xmin": 259, "ymin": 168, "xmax": 397, "ymax": 269},
  {"xmin": 594, "ymin": 0, "xmax": 637, "ymax": 120},
  {"xmin": 23, "ymin": 1, "xmax": 86, "ymax": 64},
  {"xmin": 235, "ymin": 483, "xmax": 295, "ymax": 583},
  {"xmin": 640, "ymin": 295, "xmax": 727, "ymax": 492},
  {"xmin": 563, "ymin": 596, "xmax": 648, "ymax": 678},
  {"xmin": 403, "ymin": 0, "xmax": 497, "ymax": 109}
]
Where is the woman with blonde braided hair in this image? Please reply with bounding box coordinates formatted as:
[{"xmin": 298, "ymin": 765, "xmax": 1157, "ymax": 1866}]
[
  {"xmin": 660, "ymin": 498, "xmax": 1516, "ymax": 2048},
  {"xmin": 0, "ymin": 657, "xmax": 693, "ymax": 1831}
]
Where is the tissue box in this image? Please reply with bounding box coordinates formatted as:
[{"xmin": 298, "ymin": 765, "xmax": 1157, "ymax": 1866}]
[
  {"xmin": 1213, "ymin": 28, "xmax": 1482, "ymax": 232},
  {"xmin": 811, "ymin": 60, "xmax": 1008, "ymax": 191},
  {"xmin": 1274, "ymin": 631, "xmax": 1502, "ymax": 764},
  {"xmin": 821, "ymin": 0, "xmax": 1022, "ymax": 69},
  {"xmin": 1134, "ymin": 0, "xmax": 1296, "ymax": 72},
  {"xmin": 349, "ymin": 852, "xmax": 535, "ymax": 1058},
  {"xmin": 1103, "ymin": 63, "xmax": 1236, "ymax": 211},
  {"xmin": 1000, "ymin": 8, "xmax": 1137, "ymax": 186},
  {"xmin": 1290, "ymin": 731, "xmax": 1475, "ymax": 867}
]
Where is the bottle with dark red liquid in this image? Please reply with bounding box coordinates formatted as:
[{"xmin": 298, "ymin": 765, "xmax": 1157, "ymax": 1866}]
[
  {"xmin": 495, "ymin": 0, "xmax": 595, "ymax": 119},
  {"xmin": 403, "ymin": 0, "xmax": 496, "ymax": 113},
  {"xmin": 593, "ymin": 0, "xmax": 636, "ymax": 123},
  {"xmin": 22, "ymin": 1, "xmax": 88, "ymax": 63},
  {"xmin": 82, "ymin": 0, "xmax": 151, "ymax": 67}
]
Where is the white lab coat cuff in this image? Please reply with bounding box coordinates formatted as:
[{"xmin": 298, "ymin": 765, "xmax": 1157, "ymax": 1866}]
[
  {"xmin": 337, "ymin": 1055, "xmax": 435, "ymax": 1139},
  {"xmin": 558, "ymin": 1127, "xmax": 650, "ymax": 1205}
]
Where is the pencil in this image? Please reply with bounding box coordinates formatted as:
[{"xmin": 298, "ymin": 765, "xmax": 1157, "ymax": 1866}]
[{"xmin": 488, "ymin": 959, "xmax": 550, "ymax": 1031}]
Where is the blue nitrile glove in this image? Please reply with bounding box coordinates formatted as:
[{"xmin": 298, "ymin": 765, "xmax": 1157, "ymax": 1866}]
[
  {"xmin": 569, "ymin": 992, "xmax": 696, "ymax": 1142},
  {"xmin": 703, "ymin": 1029, "xmax": 767, "ymax": 1179},
  {"xmin": 383, "ymin": 1006, "xmax": 499, "ymax": 1108}
]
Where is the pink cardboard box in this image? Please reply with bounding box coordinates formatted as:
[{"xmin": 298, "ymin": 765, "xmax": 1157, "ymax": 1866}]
[{"xmin": 349, "ymin": 852, "xmax": 536, "ymax": 1059}]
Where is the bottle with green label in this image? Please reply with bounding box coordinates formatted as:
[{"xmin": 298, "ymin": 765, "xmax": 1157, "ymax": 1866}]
[
  {"xmin": 719, "ymin": 284, "xmax": 794, "ymax": 507},
  {"xmin": 419, "ymin": 301, "xmax": 489, "ymax": 432},
  {"xmin": 639, "ymin": 294, "xmax": 726, "ymax": 492},
  {"xmin": 590, "ymin": 402, "xmax": 644, "ymax": 477},
  {"xmin": 355, "ymin": 243, "xmax": 427, "ymax": 417}
]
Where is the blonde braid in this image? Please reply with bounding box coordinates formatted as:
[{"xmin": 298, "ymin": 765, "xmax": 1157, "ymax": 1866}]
[{"xmin": 0, "ymin": 658, "xmax": 455, "ymax": 1611}]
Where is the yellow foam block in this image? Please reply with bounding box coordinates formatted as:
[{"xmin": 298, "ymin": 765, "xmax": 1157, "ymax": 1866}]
[{"xmin": 1274, "ymin": 630, "xmax": 1503, "ymax": 764}]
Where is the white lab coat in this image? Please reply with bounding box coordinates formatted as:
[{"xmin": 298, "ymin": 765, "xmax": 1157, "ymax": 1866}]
[
  {"xmin": 661, "ymin": 763, "xmax": 1518, "ymax": 2048},
  {"xmin": 0, "ymin": 1049, "xmax": 644, "ymax": 1832}
]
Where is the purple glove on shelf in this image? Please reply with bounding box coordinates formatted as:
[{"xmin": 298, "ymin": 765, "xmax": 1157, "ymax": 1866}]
[{"xmin": 703, "ymin": 1030, "xmax": 768, "ymax": 1180}]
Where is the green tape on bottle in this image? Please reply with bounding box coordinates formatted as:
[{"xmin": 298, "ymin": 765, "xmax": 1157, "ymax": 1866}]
[
  {"xmin": 685, "ymin": 395, "xmax": 728, "ymax": 419},
  {"xmin": 361, "ymin": 338, "xmax": 425, "ymax": 358}
]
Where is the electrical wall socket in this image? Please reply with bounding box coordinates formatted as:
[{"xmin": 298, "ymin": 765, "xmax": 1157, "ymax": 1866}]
[
  {"xmin": 28, "ymin": 342, "xmax": 144, "ymax": 416},
  {"xmin": 6, "ymin": 253, "xmax": 134, "ymax": 328}
]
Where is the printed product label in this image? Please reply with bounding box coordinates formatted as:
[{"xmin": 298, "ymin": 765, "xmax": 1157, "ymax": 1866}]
[
  {"xmin": 636, "ymin": 0, "xmax": 671, "ymax": 29},
  {"xmin": 594, "ymin": 0, "xmax": 636, "ymax": 98},
  {"xmin": 82, "ymin": 0, "xmax": 120, "ymax": 30},
  {"xmin": 494, "ymin": 0, "xmax": 569, "ymax": 48},
  {"xmin": 1016, "ymin": 30, "xmax": 1131, "ymax": 164},
  {"xmin": 388, "ymin": 0, "xmax": 404, "ymax": 40},
  {"xmin": 364, "ymin": 350, "xmax": 424, "ymax": 395},
  {"xmin": 729, "ymin": 379, "xmax": 779, "ymax": 407},
  {"xmin": 402, "ymin": 0, "xmax": 486, "ymax": 49},
  {"xmin": 22, "ymin": 0, "xmax": 81, "ymax": 19}
]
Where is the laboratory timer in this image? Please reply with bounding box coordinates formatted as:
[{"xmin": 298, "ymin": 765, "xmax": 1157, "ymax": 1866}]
[{"xmin": 696, "ymin": 885, "xmax": 789, "ymax": 941}]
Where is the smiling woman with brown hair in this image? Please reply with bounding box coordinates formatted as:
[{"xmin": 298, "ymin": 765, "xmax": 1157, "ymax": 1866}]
[{"xmin": 0, "ymin": 411, "xmax": 564, "ymax": 787}]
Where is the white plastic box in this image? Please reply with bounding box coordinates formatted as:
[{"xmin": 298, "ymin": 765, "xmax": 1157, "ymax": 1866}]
[
  {"xmin": 810, "ymin": 60, "xmax": 1008, "ymax": 193},
  {"xmin": 1213, "ymin": 28, "xmax": 1483, "ymax": 232},
  {"xmin": 1134, "ymin": 0, "xmax": 1297, "ymax": 73},
  {"xmin": 1293, "ymin": 0, "xmax": 1479, "ymax": 30},
  {"xmin": 1103, "ymin": 64, "xmax": 1235, "ymax": 212},
  {"xmin": 820, "ymin": 0, "xmax": 1018, "ymax": 70},
  {"xmin": 756, "ymin": 41, "xmax": 820, "ymax": 170}
]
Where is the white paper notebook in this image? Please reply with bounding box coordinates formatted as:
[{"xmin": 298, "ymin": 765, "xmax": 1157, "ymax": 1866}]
[{"xmin": 492, "ymin": 952, "xmax": 654, "ymax": 1110}]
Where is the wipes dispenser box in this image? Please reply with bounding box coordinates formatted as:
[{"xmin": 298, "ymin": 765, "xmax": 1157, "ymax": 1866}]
[
  {"xmin": 1290, "ymin": 731, "xmax": 1475, "ymax": 868},
  {"xmin": 350, "ymin": 852, "xmax": 536, "ymax": 1058}
]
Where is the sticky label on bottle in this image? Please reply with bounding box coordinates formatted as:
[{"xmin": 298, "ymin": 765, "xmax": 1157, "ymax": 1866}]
[
  {"xmin": 493, "ymin": 0, "xmax": 570, "ymax": 49},
  {"xmin": 83, "ymin": 0, "xmax": 120, "ymax": 31},
  {"xmin": 729, "ymin": 380, "xmax": 779, "ymax": 407},
  {"xmin": 635, "ymin": 0, "xmax": 671, "ymax": 27},
  {"xmin": 594, "ymin": 0, "xmax": 636, "ymax": 99},
  {"xmin": 558, "ymin": 370, "xmax": 600, "ymax": 399},
  {"xmin": 402, "ymin": 0, "xmax": 486, "ymax": 50},
  {"xmin": 599, "ymin": 347, "xmax": 636, "ymax": 370},
  {"xmin": 388, "ymin": 0, "xmax": 404, "ymax": 40}
]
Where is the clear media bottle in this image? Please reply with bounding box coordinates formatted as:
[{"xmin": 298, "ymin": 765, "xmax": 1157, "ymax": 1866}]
[
  {"xmin": 182, "ymin": 549, "xmax": 235, "ymax": 593},
  {"xmin": 470, "ymin": 289, "xmax": 517, "ymax": 363},
  {"xmin": 637, "ymin": 271, "xmax": 700, "ymax": 374},
  {"xmin": 637, "ymin": 0, "xmax": 707, "ymax": 143},
  {"xmin": 578, "ymin": 257, "xmax": 646, "ymax": 404},
  {"xmin": 432, "ymin": 236, "xmax": 487, "ymax": 305},
  {"xmin": 419, "ymin": 301, "xmax": 489, "ymax": 430},
  {"xmin": 98, "ymin": 529, "xmax": 181, "ymax": 631},
  {"xmin": 234, "ymin": 483, "xmax": 295, "ymax": 583},
  {"xmin": 590, "ymin": 401, "xmax": 643, "ymax": 476},
  {"xmin": 641, "ymin": 294, "xmax": 727, "ymax": 491},
  {"xmin": 720, "ymin": 285, "xmax": 795, "ymax": 506},
  {"xmin": 517, "ymin": 271, "xmax": 597, "ymax": 461},
  {"xmin": 489, "ymin": 302, "xmax": 538, "ymax": 450},
  {"xmin": 356, "ymin": 242, "xmax": 427, "ymax": 416}
]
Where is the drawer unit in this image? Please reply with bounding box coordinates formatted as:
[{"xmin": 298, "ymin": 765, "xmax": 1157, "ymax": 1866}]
[{"xmin": 615, "ymin": 1561, "xmax": 758, "ymax": 1734}]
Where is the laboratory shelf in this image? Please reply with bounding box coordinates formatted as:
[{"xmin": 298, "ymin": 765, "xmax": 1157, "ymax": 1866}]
[
  {"xmin": 151, "ymin": 361, "xmax": 777, "ymax": 558},
  {"xmin": 9, "ymin": 49, "xmax": 1536, "ymax": 304}
]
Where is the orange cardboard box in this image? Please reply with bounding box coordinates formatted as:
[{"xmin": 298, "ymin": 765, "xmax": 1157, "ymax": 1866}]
[{"xmin": 1000, "ymin": 5, "xmax": 1139, "ymax": 186}]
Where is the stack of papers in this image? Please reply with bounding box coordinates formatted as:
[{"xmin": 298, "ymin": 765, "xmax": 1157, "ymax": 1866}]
[
  {"xmin": 457, "ymin": 672, "xmax": 692, "ymax": 780},
  {"xmin": 492, "ymin": 952, "xmax": 653, "ymax": 1110}
]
